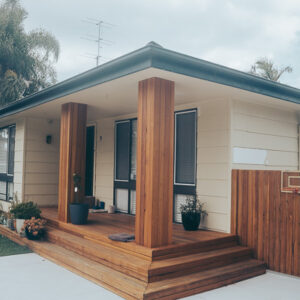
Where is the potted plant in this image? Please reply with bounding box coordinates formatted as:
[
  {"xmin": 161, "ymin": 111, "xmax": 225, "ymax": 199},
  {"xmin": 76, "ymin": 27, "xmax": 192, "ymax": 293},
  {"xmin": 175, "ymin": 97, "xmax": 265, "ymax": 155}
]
[
  {"xmin": 6, "ymin": 212, "xmax": 15, "ymax": 230},
  {"xmin": 180, "ymin": 194, "xmax": 207, "ymax": 231},
  {"xmin": 22, "ymin": 217, "xmax": 46, "ymax": 240},
  {"xmin": 69, "ymin": 172, "xmax": 89, "ymax": 225},
  {"xmin": 0, "ymin": 210, "xmax": 6, "ymax": 225},
  {"xmin": 10, "ymin": 201, "xmax": 41, "ymax": 233}
]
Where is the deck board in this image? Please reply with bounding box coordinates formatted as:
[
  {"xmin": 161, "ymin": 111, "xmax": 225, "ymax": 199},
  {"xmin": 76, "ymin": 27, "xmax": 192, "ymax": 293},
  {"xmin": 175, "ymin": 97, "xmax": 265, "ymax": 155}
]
[{"xmin": 41, "ymin": 207, "xmax": 235, "ymax": 260}]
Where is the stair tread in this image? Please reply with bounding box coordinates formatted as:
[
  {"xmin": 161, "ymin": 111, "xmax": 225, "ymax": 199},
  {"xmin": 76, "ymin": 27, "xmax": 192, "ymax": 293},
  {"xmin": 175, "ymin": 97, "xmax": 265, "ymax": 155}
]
[
  {"xmin": 146, "ymin": 259, "xmax": 266, "ymax": 294},
  {"xmin": 150, "ymin": 246, "xmax": 252, "ymax": 270},
  {"xmin": 47, "ymin": 226, "xmax": 150, "ymax": 271},
  {"xmin": 31, "ymin": 240, "xmax": 147, "ymax": 298}
]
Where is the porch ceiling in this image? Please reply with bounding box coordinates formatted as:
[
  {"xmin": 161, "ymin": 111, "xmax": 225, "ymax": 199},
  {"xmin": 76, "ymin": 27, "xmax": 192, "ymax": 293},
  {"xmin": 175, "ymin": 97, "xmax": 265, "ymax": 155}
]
[{"xmin": 1, "ymin": 67, "xmax": 300, "ymax": 124}]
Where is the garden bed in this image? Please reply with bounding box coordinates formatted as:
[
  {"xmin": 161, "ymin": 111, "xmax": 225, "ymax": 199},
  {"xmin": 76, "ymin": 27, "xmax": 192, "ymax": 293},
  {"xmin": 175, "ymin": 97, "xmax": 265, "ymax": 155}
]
[{"xmin": 0, "ymin": 234, "xmax": 32, "ymax": 256}]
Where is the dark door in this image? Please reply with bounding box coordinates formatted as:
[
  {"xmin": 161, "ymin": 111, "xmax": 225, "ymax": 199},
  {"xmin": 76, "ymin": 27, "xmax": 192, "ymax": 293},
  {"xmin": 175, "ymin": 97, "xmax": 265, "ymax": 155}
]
[{"xmin": 85, "ymin": 126, "xmax": 95, "ymax": 196}]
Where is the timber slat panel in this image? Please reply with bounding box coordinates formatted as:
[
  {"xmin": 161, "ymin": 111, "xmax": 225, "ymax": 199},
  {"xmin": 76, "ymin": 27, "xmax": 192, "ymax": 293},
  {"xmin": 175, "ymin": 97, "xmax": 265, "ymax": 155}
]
[{"xmin": 231, "ymin": 169, "xmax": 300, "ymax": 276}]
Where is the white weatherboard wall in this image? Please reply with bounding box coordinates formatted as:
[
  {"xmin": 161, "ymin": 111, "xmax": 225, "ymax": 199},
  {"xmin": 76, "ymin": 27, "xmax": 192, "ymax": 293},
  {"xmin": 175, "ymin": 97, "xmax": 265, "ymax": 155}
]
[
  {"xmin": 95, "ymin": 117, "xmax": 115, "ymax": 208},
  {"xmin": 231, "ymin": 100, "xmax": 299, "ymax": 170},
  {"xmin": 196, "ymin": 99, "xmax": 231, "ymax": 232},
  {"xmin": 23, "ymin": 118, "xmax": 60, "ymax": 206}
]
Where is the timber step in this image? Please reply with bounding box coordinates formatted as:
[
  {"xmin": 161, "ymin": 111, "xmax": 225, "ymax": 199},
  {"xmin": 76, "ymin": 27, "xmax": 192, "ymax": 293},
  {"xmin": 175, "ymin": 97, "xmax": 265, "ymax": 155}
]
[
  {"xmin": 46, "ymin": 226, "xmax": 151, "ymax": 282},
  {"xmin": 148, "ymin": 246, "xmax": 253, "ymax": 282},
  {"xmin": 0, "ymin": 225, "xmax": 266, "ymax": 299},
  {"xmin": 45, "ymin": 217, "xmax": 238, "ymax": 260},
  {"xmin": 46, "ymin": 226, "xmax": 253, "ymax": 283},
  {"xmin": 145, "ymin": 259, "xmax": 267, "ymax": 299}
]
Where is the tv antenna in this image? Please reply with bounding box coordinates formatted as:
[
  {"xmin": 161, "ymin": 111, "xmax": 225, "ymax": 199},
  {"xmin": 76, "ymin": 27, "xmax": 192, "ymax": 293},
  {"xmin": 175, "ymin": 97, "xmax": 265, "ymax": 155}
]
[{"xmin": 81, "ymin": 18, "xmax": 114, "ymax": 66}]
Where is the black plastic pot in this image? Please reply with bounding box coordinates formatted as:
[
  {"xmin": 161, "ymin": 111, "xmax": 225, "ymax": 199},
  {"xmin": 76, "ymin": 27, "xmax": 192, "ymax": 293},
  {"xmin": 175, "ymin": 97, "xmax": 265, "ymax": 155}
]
[
  {"xmin": 69, "ymin": 203, "xmax": 89, "ymax": 225},
  {"xmin": 25, "ymin": 227, "xmax": 45, "ymax": 240},
  {"xmin": 181, "ymin": 212, "xmax": 201, "ymax": 231}
]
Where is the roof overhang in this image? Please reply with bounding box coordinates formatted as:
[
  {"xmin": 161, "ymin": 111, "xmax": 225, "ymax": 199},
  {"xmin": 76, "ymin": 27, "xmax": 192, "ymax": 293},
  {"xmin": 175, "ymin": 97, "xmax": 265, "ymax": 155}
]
[{"xmin": 0, "ymin": 42, "xmax": 299, "ymax": 119}]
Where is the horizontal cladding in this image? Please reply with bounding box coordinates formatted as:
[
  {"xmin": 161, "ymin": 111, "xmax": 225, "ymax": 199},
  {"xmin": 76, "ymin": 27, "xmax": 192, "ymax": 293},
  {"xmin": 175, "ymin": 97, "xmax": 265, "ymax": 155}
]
[
  {"xmin": 24, "ymin": 118, "xmax": 60, "ymax": 206},
  {"xmin": 232, "ymin": 100, "xmax": 299, "ymax": 170}
]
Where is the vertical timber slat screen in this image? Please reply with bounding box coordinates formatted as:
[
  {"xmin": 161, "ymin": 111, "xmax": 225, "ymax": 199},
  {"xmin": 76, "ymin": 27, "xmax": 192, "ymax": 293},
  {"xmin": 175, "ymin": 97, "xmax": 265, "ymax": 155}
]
[{"xmin": 231, "ymin": 170, "xmax": 300, "ymax": 276}]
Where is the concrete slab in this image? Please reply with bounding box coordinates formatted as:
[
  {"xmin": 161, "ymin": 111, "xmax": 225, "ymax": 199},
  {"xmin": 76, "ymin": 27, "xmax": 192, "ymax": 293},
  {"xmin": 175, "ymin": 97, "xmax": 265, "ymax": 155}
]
[
  {"xmin": 0, "ymin": 253, "xmax": 122, "ymax": 300},
  {"xmin": 184, "ymin": 270, "xmax": 300, "ymax": 300}
]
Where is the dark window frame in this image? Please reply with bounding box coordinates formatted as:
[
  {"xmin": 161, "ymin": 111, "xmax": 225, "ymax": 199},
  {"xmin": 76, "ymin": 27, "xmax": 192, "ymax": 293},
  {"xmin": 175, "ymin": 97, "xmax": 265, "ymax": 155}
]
[
  {"xmin": 113, "ymin": 109, "xmax": 197, "ymax": 220},
  {"xmin": 113, "ymin": 118, "xmax": 137, "ymax": 214},
  {"xmin": 174, "ymin": 109, "xmax": 197, "ymax": 188},
  {"xmin": 0, "ymin": 124, "xmax": 16, "ymax": 202},
  {"xmin": 173, "ymin": 109, "xmax": 197, "ymax": 223}
]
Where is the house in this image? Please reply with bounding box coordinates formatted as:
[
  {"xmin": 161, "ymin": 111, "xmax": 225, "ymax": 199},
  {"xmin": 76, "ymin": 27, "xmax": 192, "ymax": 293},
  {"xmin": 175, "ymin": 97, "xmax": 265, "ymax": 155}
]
[{"xmin": 0, "ymin": 41, "xmax": 299, "ymax": 299}]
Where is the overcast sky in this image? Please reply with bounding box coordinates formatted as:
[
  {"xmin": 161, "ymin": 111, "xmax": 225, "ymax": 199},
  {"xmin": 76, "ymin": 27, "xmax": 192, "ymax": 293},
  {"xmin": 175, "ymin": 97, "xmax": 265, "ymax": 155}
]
[{"xmin": 20, "ymin": 0, "xmax": 300, "ymax": 88}]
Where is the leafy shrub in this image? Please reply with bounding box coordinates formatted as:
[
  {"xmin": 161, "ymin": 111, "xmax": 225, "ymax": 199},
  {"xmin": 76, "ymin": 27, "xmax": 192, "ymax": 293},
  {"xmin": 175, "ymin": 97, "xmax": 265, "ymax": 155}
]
[
  {"xmin": 180, "ymin": 194, "xmax": 208, "ymax": 216},
  {"xmin": 10, "ymin": 202, "xmax": 41, "ymax": 219}
]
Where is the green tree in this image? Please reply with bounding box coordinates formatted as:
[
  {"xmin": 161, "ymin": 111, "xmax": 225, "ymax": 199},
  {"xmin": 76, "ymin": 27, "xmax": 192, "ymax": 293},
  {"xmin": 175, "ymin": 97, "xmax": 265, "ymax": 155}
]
[
  {"xmin": 0, "ymin": 0, "xmax": 60, "ymax": 105},
  {"xmin": 249, "ymin": 57, "xmax": 292, "ymax": 82}
]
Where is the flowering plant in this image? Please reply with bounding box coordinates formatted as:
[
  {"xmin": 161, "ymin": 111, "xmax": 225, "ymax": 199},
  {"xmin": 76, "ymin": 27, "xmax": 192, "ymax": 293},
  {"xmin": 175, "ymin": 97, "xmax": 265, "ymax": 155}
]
[{"xmin": 22, "ymin": 217, "xmax": 46, "ymax": 239}]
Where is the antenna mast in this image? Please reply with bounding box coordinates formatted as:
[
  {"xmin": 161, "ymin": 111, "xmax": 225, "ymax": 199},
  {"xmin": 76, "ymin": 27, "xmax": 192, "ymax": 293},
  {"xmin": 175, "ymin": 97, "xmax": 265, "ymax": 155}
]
[{"xmin": 81, "ymin": 18, "xmax": 114, "ymax": 66}]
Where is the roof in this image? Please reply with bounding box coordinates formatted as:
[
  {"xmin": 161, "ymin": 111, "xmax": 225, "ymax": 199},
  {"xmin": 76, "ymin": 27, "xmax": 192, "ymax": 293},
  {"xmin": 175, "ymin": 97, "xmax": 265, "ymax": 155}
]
[{"xmin": 0, "ymin": 41, "xmax": 299, "ymax": 118}]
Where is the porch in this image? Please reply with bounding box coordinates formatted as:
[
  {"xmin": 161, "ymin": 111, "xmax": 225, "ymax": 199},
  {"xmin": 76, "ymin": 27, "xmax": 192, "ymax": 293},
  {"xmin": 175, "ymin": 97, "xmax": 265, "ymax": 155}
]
[
  {"xmin": 41, "ymin": 207, "xmax": 236, "ymax": 260},
  {"xmin": 0, "ymin": 206, "xmax": 266, "ymax": 299}
]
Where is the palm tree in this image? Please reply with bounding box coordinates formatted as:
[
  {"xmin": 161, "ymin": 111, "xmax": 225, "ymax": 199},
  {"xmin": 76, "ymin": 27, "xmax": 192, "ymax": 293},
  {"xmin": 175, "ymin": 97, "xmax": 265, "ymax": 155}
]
[
  {"xmin": 0, "ymin": 0, "xmax": 60, "ymax": 105},
  {"xmin": 249, "ymin": 57, "xmax": 292, "ymax": 82}
]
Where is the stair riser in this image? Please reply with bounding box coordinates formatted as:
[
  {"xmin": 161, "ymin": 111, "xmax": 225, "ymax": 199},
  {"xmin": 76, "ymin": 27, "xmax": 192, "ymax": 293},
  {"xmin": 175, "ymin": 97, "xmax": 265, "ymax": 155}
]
[
  {"xmin": 149, "ymin": 250, "xmax": 252, "ymax": 282},
  {"xmin": 152, "ymin": 239, "xmax": 238, "ymax": 261},
  {"xmin": 151, "ymin": 267, "xmax": 266, "ymax": 300},
  {"xmin": 47, "ymin": 228, "xmax": 251, "ymax": 284},
  {"xmin": 46, "ymin": 230, "xmax": 149, "ymax": 282}
]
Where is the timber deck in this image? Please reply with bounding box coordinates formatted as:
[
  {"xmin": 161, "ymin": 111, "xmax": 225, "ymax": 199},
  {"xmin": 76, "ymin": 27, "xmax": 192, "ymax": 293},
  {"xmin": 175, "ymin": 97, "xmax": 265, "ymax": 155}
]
[{"xmin": 0, "ymin": 208, "xmax": 266, "ymax": 299}]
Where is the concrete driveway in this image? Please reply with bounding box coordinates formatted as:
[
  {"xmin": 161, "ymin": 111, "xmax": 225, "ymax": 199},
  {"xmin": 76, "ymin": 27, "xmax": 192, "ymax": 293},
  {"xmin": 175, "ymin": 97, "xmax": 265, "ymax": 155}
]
[{"xmin": 0, "ymin": 253, "xmax": 299, "ymax": 300}]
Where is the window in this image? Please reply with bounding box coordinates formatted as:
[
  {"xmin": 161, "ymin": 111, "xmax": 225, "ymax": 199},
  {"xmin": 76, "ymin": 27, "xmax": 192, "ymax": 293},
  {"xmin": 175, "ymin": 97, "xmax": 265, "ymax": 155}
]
[
  {"xmin": 130, "ymin": 119, "xmax": 137, "ymax": 180},
  {"xmin": 115, "ymin": 121, "xmax": 130, "ymax": 181},
  {"xmin": 0, "ymin": 125, "xmax": 15, "ymax": 201},
  {"xmin": 114, "ymin": 110, "xmax": 197, "ymax": 221},
  {"xmin": 174, "ymin": 110, "xmax": 197, "ymax": 222},
  {"xmin": 114, "ymin": 119, "xmax": 136, "ymax": 214},
  {"xmin": 174, "ymin": 110, "xmax": 196, "ymax": 185}
]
